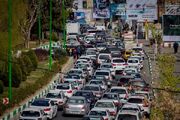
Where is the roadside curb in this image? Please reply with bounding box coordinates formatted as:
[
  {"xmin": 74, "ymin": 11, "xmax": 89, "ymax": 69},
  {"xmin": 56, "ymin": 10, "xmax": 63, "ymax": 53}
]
[{"xmin": 0, "ymin": 57, "xmax": 73, "ymax": 120}]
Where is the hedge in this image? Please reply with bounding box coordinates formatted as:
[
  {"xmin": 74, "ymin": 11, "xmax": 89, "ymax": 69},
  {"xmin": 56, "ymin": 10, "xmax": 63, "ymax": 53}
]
[
  {"xmin": 0, "ymin": 80, "xmax": 3, "ymax": 94},
  {"xmin": 24, "ymin": 50, "xmax": 38, "ymax": 70},
  {"xmin": 22, "ymin": 55, "xmax": 33, "ymax": 75},
  {"xmin": 0, "ymin": 56, "xmax": 68, "ymax": 116}
]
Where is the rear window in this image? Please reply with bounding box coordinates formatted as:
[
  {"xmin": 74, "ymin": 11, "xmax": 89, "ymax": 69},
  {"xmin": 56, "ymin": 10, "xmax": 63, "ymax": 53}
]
[
  {"xmin": 74, "ymin": 91, "xmax": 93, "ymax": 97},
  {"xmin": 56, "ymin": 85, "xmax": 70, "ymax": 90},
  {"xmin": 21, "ymin": 111, "xmax": 40, "ymax": 117},
  {"xmin": 31, "ymin": 100, "xmax": 49, "ymax": 107},
  {"xmin": 46, "ymin": 93, "xmax": 61, "ymax": 98},
  {"xmin": 84, "ymin": 86, "xmax": 100, "ymax": 91},
  {"xmin": 117, "ymin": 114, "xmax": 137, "ymax": 120},
  {"xmin": 102, "ymin": 94, "xmax": 118, "ymax": 100},
  {"xmin": 95, "ymin": 102, "xmax": 114, "ymax": 108},
  {"xmin": 90, "ymin": 81, "xmax": 103, "ymax": 85},
  {"xmin": 101, "ymin": 64, "xmax": 112, "ymax": 68},
  {"xmin": 68, "ymin": 99, "xmax": 84, "ymax": 104},
  {"xmin": 99, "ymin": 55, "xmax": 110, "ymax": 59},
  {"xmin": 113, "ymin": 59, "xmax": 124, "ymax": 63},
  {"xmin": 89, "ymin": 110, "xmax": 107, "ymax": 116},
  {"xmin": 110, "ymin": 89, "xmax": 126, "ymax": 94},
  {"xmin": 95, "ymin": 71, "xmax": 109, "ymax": 76},
  {"xmin": 128, "ymin": 98, "xmax": 143, "ymax": 104},
  {"xmin": 128, "ymin": 60, "xmax": 138, "ymax": 63},
  {"xmin": 131, "ymin": 81, "xmax": 146, "ymax": 87}
]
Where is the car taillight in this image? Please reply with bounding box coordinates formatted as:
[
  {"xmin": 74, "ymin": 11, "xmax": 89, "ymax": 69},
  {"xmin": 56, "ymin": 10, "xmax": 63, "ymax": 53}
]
[
  {"xmin": 103, "ymin": 118, "xmax": 108, "ymax": 120},
  {"xmin": 44, "ymin": 108, "xmax": 51, "ymax": 112},
  {"xmin": 123, "ymin": 63, "xmax": 128, "ymax": 66},
  {"xmin": 58, "ymin": 101, "xmax": 63, "ymax": 104},
  {"xmin": 112, "ymin": 63, "xmax": 116, "ymax": 66},
  {"xmin": 109, "ymin": 111, "xmax": 116, "ymax": 116},
  {"xmin": 67, "ymin": 90, "xmax": 72, "ymax": 93}
]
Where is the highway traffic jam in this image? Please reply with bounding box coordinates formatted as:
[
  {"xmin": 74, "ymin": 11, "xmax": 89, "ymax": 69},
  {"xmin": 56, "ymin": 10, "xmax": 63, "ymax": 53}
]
[{"xmin": 19, "ymin": 24, "xmax": 153, "ymax": 120}]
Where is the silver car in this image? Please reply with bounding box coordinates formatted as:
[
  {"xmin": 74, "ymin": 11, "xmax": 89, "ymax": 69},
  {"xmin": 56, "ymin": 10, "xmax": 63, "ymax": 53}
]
[
  {"xmin": 63, "ymin": 96, "xmax": 90, "ymax": 115},
  {"xmin": 19, "ymin": 108, "xmax": 47, "ymax": 120}
]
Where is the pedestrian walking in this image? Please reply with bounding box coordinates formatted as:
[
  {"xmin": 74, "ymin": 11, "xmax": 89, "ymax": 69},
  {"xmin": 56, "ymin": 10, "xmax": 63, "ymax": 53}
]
[{"xmin": 173, "ymin": 42, "xmax": 179, "ymax": 54}]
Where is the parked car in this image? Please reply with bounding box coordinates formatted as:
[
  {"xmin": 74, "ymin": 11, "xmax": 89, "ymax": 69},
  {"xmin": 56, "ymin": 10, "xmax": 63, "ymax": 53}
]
[
  {"xmin": 30, "ymin": 98, "xmax": 57, "ymax": 119},
  {"xmin": 19, "ymin": 108, "xmax": 47, "ymax": 120},
  {"xmin": 63, "ymin": 96, "xmax": 90, "ymax": 115}
]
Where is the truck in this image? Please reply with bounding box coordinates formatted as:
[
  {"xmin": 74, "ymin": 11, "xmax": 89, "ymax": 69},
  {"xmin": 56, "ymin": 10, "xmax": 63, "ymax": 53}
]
[{"xmin": 66, "ymin": 22, "xmax": 80, "ymax": 35}]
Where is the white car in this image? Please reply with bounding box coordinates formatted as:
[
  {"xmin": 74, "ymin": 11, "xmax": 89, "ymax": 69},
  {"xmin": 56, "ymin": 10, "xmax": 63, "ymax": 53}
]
[
  {"xmin": 127, "ymin": 58, "xmax": 141, "ymax": 70},
  {"xmin": 45, "ymin": 90, "xmax": 67, "ymax": 110},
  {"xmin": 54, "ymin": 83, "xmax": 75, "ymax": 98},
  {"xmin": 127, "ymin": 95, "xmax": 150, "ymax": 116},
  {"xmin": 123, "ymin": 67, "xmax": 139, "ymax": 76},
  {"xmin": 88, "ymin": 108, "xmax": 112, "ymax": 120},
  {"xmin": 79, "ymin": 56, "xmax": 93, "ymax": 65},
  {"xmin": 19, "ymin": 108, "xmax": 47, "ymax": 120},
  {"xmin": 88, "ymin": 80, "xmax": 107, "ymax": 91},
  {"xmin": 111, "ymin": 58, "xmax": 127, "ymax": 70},
  {"xmin": 64, "ymin": 74, "xmax": 85, "ymax": 86},
  {"xmin": 30, "ymin": 98, "xmax": 57, "ymax": 119},
  {"xmin": 84, "ymin": 35, "xmax": 95, "ymax": 43},
  {"xmin": 96, "ymin": 44, "xmax": 107, "ymax": 51},
  {"xmin": 132, "ymin": 46, "xmax": 144, "ymax": 55},
  {"xmin": 100, "ymin": 63, "xmax": 115, "ymax": 76},
  {"xmin": 129, "ymin": 56, "xmax": 144, "ymax": 69},
  {"xmin": 115, "ymin": 110, "xmax": 142, "ymax": 120},
  {"xmin": 77, "ymin": 63, "xmax": 93, "ymax": 76},
  {"xmin": 94, "ymin": 70, "xmax": 112, "ymax": 81},
  {"xmin": 97, "ymin": 53, "xmax": 111, "ymax": 65},
  {"xmin": 68, "ymin": 68, "xmax": 86, "ymax": 78},
  {"xmin": 86, "ymin": 50, "xmax": 97, "ymax": 59},
  {"xmin": 94, "ymin": 99, "xmax": 118, "ymax": 119},
  {"xmin": 110, "ymin": 87, "xmax": 129, "ymax": 103}
]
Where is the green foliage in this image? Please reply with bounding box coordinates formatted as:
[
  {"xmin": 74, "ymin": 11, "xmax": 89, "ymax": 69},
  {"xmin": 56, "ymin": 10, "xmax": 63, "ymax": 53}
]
[
  {"xmin": 53, "ymin": 49, "xmax": 67, "ymax": 60},
  {"xmin": 47, "ymin": 32, "xmax": 59, "ymax": 42},
  {"xmin": 22, "ymin": 55, "xmax": 33, "ymax": 75},
  {"xmin": 25, "ymin": 50, "xmax": 38, "ymax": 70},
  {"xmin": 150, "ymin": 107, "xmax": 164, "ymax": 120},
  {"xmin": 0, "ymin": 80, "xmax": 4, "ymax": 94},
  {"xmin": 0, "ymin": 56, "xmax": 68, "ymax": 115},
  {"xmin": 12, "ymin": 63, "xmax": 22, "ymax": 88},
  {"xmin": 157, "ymin": 54, "xmax": 180, "ymax": 91},
  {"xmin": 17, "ymin": 57, "xmax": 27, "ymax": 81}
]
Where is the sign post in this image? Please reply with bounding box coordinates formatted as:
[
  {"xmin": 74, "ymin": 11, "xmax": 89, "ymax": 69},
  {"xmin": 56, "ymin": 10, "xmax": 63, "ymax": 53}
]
[{"xmin": 3, "ymin": 98, "xmax": 9, "ymax": 105}]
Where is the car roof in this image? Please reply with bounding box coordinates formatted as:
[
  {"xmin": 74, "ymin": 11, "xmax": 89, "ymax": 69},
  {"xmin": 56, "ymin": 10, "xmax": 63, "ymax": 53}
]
[
  {"xmin": 33, "ymin": 98, "xmax": 50, "ymax": 102},
  {"xmin": 95, "ymin": 70, "xmax": 110, "ymax": 72},
  {"xmin": 90, "ymin": 107, "xmax": 108, "ymax": 111},
  {"xmin": 48, "ymin": 90, "xmax": 63, "ymax": 94},
  {"xmin": 122, "ymin": 103, "xmax": 139, "ymax": 108},
  {"xmin": 118, "ymin": 110, "xmax": 139, "ymax": 115},
  {"xmin": 111, "ymin": 86, "xmax": 127, "ymax": 90},
  {"xmin": 96, "ymin": 99, "xmax": 114, "ymax": 102},
  {"xmin": 128, "ymin": 95, "xmax": 145, "ymax": 99},
  {"xmin": 85, "ymin": 84, "xmax": 101, "ymax": 87},
  {"xmin": 22, "ymin": 107, "xmax": 42, "ymax": 111},
  {"xmin": 135, "ymin": 91, "xmax": 149, "ymax": 94}
]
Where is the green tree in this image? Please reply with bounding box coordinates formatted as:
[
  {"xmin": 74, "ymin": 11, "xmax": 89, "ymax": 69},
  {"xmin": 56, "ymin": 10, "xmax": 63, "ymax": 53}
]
[
  {"xmin": 17, "ymin": 57, "xmax": 28, "ymax": 81},
  {"xmin": 22, "ymin": 55, "xmax": 33, "ymax": 75},
  {"xmin": 25, "ymin": 50, "xmax": 38, "ymax": 70}
]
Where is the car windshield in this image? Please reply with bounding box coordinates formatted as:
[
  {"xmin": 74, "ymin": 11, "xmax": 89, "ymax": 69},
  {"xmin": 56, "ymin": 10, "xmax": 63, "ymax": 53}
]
[
  {"xmin": 131, "ymin": 81, "xmax": 146, "ymax": 87},
  {"xmin": 84, "ymin": 86, "xmax": 99, "ymax": 91},
  {"xmin": 31, "ymin": 100, "xmax": 49, "ymax": 107},
  {"xmin": 122, "ymin": 107, "xmax": 139, "ymax": 112},
  {"xmin": 74, "ymin": 91, "xmax": 93, "ymax": 97},
  {"xmin": 128, "ymin": 60, "xmax": 138, "ymax": 63},
  {"xmin": 113, "ymin": 59, "xmax": 124, "ymax": 63},
  {"xmin": 46, "ymin": 93, "xmax": 61, "ymax": 98},
  {"xmin": 95, "ymin": 102, "xmax": 114, "ymax": 108},
  {"xmin": 65, "ymin": 75, "xmax": 80, "ymax": 79},
  {"xmin": 68, "ymin": 99, "xmax": 84, "ymax": 104},
  {"xmin": 110, "ymin": 89, "xmax": 126, "ymax": 94},
  {"xmin": 102, "ymin": 94, "xmax": 118, "ymax": 100},
  {"xmin": 97, "ymin": 44, "xmax": 106, "ymax": 47},
  {"xmin": 89, "ymin": 110, "xmax": 107, "ymax": 116},
  {"xmin": 117, "ymin": 114, "xmax": 137, "ymax": 120},
  {"xmin": 90, "ymin": 81, "xmax": 103, "ymax": 85},
  {"xmin": 69, "ymin": 70, "xmax": 82, "ymax": 74},
  {"xmin": 99, "ymin": 55, "xmax": 110, "ymax": 59},
  {"xmin": 101, "ymin": 64, "xmax": 112, "ymax": 68},
  {"xmin": 132, "ymin": 48, "xmax": 143, "ymax": 51},
  {"xmin": 87, "ymin": 51, "xmax": 96, "ymax": 55},
  {"xmin": 56, "ymin": 85, "xmax": 70, "ymax": 90},
  {"xmin": 95, "ymin": 71, "xmax": 109, "ymax": 76},
  {"xmin": 128, "ymin": 98, "xmax": 143, "ymax": 104},
  {"xmin": 21, "ymin": 111, "xmax": 40, "ymax": 117}
]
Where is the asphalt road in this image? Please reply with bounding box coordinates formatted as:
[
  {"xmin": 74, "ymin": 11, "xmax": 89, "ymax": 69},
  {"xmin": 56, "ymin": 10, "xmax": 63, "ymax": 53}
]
[{"xmin": 52, "ymin": 42, "xmax": 152, "ymax": 120}]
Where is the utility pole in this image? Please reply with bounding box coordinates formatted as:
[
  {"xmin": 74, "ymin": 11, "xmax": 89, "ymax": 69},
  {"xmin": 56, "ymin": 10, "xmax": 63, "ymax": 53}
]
[
  {"xmin": 62, "ymin": 0, "xmax": 66, "ymax": 49},
  {"xmin": 8, "ymin": 0, "xmax": 12, "ymax": 101},
  {"xmin": 38, "ymin": 0, "xmax": 42, "ymax": 45},
  {"xmin": 49, "ymin": 0, "xmax": 52, "ymax": 70}
]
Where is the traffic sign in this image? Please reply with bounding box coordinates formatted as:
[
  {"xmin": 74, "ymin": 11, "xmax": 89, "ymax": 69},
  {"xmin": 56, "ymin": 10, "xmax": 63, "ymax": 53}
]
[{"xmin": 3, "ymin": 97, "xmax": 9, "ymax": 105}]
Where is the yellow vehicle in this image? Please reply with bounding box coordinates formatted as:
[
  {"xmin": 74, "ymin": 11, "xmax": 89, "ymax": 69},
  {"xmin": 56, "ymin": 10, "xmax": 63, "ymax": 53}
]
[{"xmin": 123, "ymin": 50, "xmax": 132, "ymax": 60}]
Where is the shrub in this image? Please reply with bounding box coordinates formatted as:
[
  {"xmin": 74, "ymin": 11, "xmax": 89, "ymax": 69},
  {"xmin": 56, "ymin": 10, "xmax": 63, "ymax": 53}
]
[
  {"xmin": 17, "ymin": 57, "xmax": 27, "ymax": 81},
  {"xmin": 48, "ymin": 32, "xmax": 59, "ymax": 42},
  {"xmin": 22, "ymin": 55, "xmax": 33, "ymax": 75},
  {"xmin": 0, "ymin": 80, "xmax": 4, "ymax": 94},
  {"xmin": 34, "ymin": 49, "xmax": 49, "ymax": 61},
  {"xmin": 12, "ymin": 63, "xmax": 22, "ymax": 87},
  {"xmin": 25, "ymin": 50, "xmax": 38, "ymax": 70},
  {"xmin": 53, "ymin": 49, "xmax": 67, "ymax": 60}
]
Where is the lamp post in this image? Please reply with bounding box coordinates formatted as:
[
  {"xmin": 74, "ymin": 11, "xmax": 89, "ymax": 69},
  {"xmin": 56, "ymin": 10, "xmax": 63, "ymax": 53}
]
[
  {"xmin": 62, "ymin": 0, "xmax": 66, "ymax": 49},
  {"xmin": 8, "ymin": 0, "xmax": 12, "ymax": 101}
]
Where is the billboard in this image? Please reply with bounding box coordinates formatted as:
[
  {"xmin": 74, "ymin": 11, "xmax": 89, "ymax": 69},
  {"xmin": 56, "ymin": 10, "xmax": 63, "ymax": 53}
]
[
  {"xmin": 126, "ymin": 0, "xmax": 157, "ymax": 21},
  {"xmin": 110, "ymin": 3, "xmax": 126, "ymax": 16},
  {"xmin": 93, "ymin": 0, "xmax": 110, "ymax": 19},
  {"xmin": 163, "ymin": 15, "xmax": 180, "ymax": 41},
  {"xmin": 165, "ymin": 5, "xmax": 180, "ymax": 15}
]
